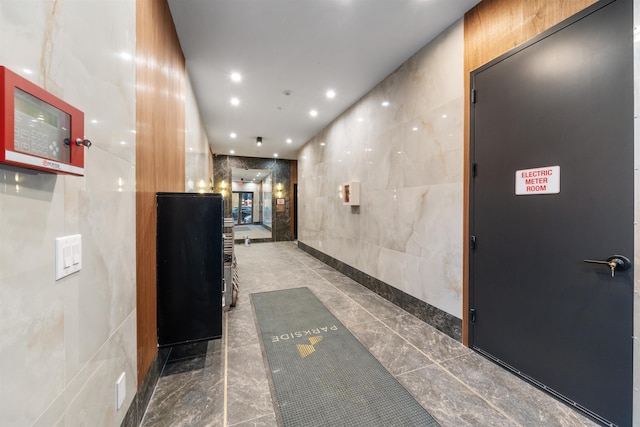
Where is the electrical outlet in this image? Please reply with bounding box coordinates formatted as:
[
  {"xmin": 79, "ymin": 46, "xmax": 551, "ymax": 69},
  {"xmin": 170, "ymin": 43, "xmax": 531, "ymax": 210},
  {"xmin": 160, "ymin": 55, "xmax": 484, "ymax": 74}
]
[{"xmin": 116, "ymin": 372, "xmax": 126, "ymax": 410}]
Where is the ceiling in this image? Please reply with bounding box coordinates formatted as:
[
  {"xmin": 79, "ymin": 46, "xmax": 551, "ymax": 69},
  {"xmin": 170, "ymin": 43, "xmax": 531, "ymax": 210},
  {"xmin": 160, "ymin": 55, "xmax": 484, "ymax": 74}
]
[
  {"xmin": 167, "ymin": 0, "xmax": 480, "ymax": 160},
  {"xmin": 232, "ymin": 168, "xmax": 271, "ymax": 184}
]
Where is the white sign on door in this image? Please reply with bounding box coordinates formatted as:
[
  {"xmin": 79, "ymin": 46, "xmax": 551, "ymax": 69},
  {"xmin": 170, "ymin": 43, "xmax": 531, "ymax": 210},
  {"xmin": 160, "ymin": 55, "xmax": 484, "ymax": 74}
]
[{"xmin": 515, "ymin": 165, "xmax": 560, "ymax": 195}]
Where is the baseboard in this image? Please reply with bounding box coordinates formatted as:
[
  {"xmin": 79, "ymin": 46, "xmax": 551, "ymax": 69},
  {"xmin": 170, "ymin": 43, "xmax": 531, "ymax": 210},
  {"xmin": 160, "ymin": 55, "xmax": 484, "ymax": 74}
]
[
  {"xmin": 298, "ymin": 241, "xmax": 462, "ymax": 341},
  {"xmin": 120, "ymin": 347, "xmax": 171, "ymax": 427}
]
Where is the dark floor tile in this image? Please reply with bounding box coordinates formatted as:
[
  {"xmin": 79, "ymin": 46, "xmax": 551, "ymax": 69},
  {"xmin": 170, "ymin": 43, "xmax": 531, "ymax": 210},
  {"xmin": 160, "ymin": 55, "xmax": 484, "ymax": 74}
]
[
  {"xmin": 349, "ymin": 320, "xmax": 437, "ymax": 376},
  {"xmin": 226, "ymin": 343, "xmax": 276, "ymax": 426},
  {"xmin": 440, "ymin": 353, "xmax": 599, "ymax": 427},
  {"xmin": 381, "ymin": 311, "xmax": 471, "ymax": 363},
  {"xmin": 397, "ymin": 364, "xmax": 517, "ymax": 427}
]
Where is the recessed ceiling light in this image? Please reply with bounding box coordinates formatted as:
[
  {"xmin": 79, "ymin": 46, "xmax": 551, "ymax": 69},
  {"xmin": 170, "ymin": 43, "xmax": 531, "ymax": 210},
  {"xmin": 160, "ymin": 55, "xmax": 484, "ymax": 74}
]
[
  {"xmin": 326, "ymin": 90, "xmax": 336, "ymax": 99},
  {"xmin": 230, "ymin": 132, "xmax": 237, "ymax": 138},
  {"xmin": 381, "ymin": 101, "xmax": 390, "ymax": 107},
  {"xmin": 320, "ymin": 142, "xmax": 326, "ymax": 146},
  {"xmin": 230, "ymin": 149, "xmax": 235, "ymax": 154},
  {"xmin": 230, "ymin": 97, "xmax": 240, "ymax": 106},
  {"xmin": 91, "ymin": 119, "xmax": 98, "ymax": 124},
  {"xmin": 442, "ymin": 114, "xmax": 448, "ymax": 118},
  {"xmin": 309, "ymin": 109, "xmax": 318, "ymax": 117},
  {"xmin": 357, "ymin": 117, "xmax": 363, "ymax": 122},
  {"xmin": 286, "ymin": 138, "xmax": 292, "ymax": 144},
  {"xmin": 120, "ymin": 141, "xmax": 127, "ymax": 145},
  {"xmin": 230, "ymin": 72, "xmax": 242, "ymax": 82},
  {"xmin": 120, "ymin": 52, "xmax": 132, "ymax": 61},
  {"xmin": 23, "ymin": 68, "xmax": 33, "ymax": 75},
  {"xmin": 273, "ymin": 153, "xmax": 278, "ymax": 158},
  {"xmin": 412, "ymin": 127, "xmax": 418, "ymax": 131},
  {"xmin": 189, "ymin": 147, "xmax": 193, "ymax": 151}
]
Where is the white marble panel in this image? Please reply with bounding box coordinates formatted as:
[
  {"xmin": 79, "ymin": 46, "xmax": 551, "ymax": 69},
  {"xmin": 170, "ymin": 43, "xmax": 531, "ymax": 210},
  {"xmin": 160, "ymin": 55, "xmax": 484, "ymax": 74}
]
[
  {"xmin": 298, "ymin": 19, "xmax": 465, "ymax": 320},
  {"xmin": 0, "ymin": 265, "xmax": 66, "ymax": 425},
  {"xmin": 633, "ymin": 0, "xmax": 640, "ymax": 422},
  {"xmin": 185, "ymin": 73, "xmax": 211, "ymax": 192},
  {"xmin": 62, "ymin": 0, "xmax": 137, "ymax": 161},
  {"xmin": 0, "ymin": 0, "xmax": 137, "ymax": 424},
  {"xmin": 64, "ymin": 149, "xmax": 136, "ymax": 376}
]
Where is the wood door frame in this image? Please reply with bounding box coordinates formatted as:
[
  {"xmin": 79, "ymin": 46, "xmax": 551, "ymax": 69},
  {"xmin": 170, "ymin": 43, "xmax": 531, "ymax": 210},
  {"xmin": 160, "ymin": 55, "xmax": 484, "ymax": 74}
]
[{"xmin": 462, "ymin": 0, "xmax": 601, "ymax": 346}]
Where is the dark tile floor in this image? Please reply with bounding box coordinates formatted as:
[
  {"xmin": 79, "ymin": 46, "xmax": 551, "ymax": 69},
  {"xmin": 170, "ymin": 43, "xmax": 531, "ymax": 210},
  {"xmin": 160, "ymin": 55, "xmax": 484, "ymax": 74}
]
[{"xmin": 140, "ymin": 242, "xmax": 597, "ymax": 427}]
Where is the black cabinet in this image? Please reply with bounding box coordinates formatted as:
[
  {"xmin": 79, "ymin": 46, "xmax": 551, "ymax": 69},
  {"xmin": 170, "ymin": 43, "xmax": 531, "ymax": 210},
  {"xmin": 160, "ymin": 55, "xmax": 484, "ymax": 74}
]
[{"xmin": 156, "ymin": 192, "xmax": 223, "ymax": 347}]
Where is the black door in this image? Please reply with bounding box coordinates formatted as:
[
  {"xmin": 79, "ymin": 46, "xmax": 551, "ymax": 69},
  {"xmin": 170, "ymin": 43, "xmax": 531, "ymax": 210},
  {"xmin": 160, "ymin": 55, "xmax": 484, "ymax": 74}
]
[{"xmin": 469, "ymin": 1, "xmax": 633, "ymax": 425}]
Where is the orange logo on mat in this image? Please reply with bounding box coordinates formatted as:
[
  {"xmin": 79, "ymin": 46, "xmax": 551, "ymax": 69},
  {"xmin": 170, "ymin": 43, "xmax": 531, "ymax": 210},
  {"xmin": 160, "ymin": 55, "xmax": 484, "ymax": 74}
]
[{"xmin": 296, "ymin": 336, "xmax": 324, "ymax": 358}]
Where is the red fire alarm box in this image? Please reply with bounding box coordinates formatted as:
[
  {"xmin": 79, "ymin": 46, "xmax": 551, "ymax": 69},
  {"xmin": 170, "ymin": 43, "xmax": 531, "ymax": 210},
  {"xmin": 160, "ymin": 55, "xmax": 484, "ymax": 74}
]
[{"xmin": 1, "ymin": 66, "xmax": 85, "ymax": 176}]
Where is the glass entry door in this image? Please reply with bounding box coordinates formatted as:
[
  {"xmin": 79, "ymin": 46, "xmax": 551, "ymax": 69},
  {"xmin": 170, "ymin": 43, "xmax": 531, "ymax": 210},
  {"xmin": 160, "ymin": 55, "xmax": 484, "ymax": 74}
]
[{"xmin": 232, "ymin": 192, "xmax": 253, "ymax": 225}]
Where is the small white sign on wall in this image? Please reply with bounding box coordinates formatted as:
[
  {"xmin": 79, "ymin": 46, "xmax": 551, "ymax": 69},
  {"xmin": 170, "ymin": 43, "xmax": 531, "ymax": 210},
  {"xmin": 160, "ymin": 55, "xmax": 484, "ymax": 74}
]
[{"xmin": 515, "ymin": 165, "xmax": 560, "ymax": 195}]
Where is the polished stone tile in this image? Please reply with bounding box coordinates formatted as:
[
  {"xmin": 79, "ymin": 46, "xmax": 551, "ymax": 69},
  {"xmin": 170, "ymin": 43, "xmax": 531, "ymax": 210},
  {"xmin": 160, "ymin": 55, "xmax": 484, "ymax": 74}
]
[
  {"xmin": 381, "ymin": 311, "xmax": 471, "ymax": 364},
  {"xmin": 397, "ymin": 364, "xmax": 517, "ymax": 427},
  {"xmin": 226, "ymin": 303, "xmax": 260, "ymax": 349},
  {"xmin": 226, "ymin": 342, "xmax": 276, "ymax": 426},
  {"xmin": 440, "ymin": 353, "xmax": 599, "ymax": 427},
  {"xmin": 229, "ymin": 413, "xmax": 278, "ymax": 427},
  {"xmin": 349, "ymin": 291, "xmax": 407, "ymax": 321},
  {"xmin": 349, "ymin": 320, "xmax": 437, "ymax": 376},
  {"xmin": 298, "ymin": 20, "xmax": 465, "ymax": 325},
  {"xmin": 141, "ymin": 242, "xmax": 596, "ymax": 427},
  {"xmin": 141, "ymin": 343, "xmax": 225, "ymax": 427},
  {"xmin": 314, "ymin": 289, "xmax": 382, "ymax": 329}
]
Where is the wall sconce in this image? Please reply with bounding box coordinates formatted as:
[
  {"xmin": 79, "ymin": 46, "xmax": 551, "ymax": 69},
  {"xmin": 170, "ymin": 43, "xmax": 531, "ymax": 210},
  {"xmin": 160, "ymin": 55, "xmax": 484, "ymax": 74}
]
[
  {"xmin": 219, "ymin": 180, "xmax": 227, "ymax": 197},
  {"xmin": 276, "ymin": 182, "xmax": 283, "ymax": 198}
]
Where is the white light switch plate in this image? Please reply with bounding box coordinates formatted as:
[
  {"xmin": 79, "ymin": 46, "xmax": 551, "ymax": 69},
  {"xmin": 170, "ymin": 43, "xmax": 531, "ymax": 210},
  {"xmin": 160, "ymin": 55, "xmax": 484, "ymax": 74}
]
[{"xmin": 55, "ymin": 234, "xmax": 81, "ymax": 280}]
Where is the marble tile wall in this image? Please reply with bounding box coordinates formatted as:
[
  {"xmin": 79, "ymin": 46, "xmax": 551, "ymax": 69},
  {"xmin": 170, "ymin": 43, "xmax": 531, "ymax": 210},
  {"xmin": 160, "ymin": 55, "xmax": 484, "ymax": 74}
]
[
  {"xmin": 634, "ymin": 0, "xmax": 640, "ymax": 422},
  {"xmin": 0, "ymin": 0, "xmax": 137, "ymax": 425},
  {"xmin": 213, "ymin": 155, "xmax": 294, "ymax": 241},
  {"xmin": 184, "ymin": 74, "xmax": 211, "ymax": 193},
  {"xmin": 298, "ymin": 20, "xmax": 464, "ymax": 320}
]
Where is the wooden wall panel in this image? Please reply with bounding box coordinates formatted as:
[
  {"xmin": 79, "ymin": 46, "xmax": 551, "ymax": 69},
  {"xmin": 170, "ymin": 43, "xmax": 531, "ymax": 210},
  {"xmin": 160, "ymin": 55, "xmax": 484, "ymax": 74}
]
[
  {"xmin": 462, "ymin": 0, "xmax": 597, "ymax": 345},
  {"xmin": 136, "ymin": 0, "xmax": 186, "ymax": 384}
]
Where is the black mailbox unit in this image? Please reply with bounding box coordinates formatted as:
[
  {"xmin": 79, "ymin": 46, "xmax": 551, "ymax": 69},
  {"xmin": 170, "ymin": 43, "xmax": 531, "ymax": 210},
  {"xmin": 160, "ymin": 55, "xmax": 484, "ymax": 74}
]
[{"xmin": 156, "ymin": 192, "xmax": 224, "ymax": 347}]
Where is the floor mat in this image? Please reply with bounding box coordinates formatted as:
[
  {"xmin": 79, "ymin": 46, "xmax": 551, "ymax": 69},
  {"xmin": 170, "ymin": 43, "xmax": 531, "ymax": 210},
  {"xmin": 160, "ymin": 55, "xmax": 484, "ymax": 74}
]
[{"xmin": 251, "ymin": 287, "xmax": 440, "ymax": 427}]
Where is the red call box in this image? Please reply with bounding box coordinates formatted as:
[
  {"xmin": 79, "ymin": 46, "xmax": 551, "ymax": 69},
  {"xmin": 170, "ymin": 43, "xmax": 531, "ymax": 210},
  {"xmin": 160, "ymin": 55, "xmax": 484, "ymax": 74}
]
[{"xmin": 1, "ymin": 66, "xmax": 85, "ymax": 176}]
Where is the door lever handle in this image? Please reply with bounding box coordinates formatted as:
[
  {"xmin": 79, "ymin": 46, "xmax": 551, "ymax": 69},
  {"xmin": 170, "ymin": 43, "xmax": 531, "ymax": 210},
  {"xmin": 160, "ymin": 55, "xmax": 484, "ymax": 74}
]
[{"xmin": 584, "ymin": 255, "xmax": 631, "ymax": 277}]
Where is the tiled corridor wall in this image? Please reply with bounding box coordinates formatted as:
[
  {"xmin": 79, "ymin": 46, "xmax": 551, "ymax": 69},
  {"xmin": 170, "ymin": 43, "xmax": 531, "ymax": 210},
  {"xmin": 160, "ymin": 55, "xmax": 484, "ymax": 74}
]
[
  {"xmin": 0, "ymin": 1, "xmax": 137, "ymax": 424},
  {"xmin": 298, "ymin": 20, "xmax": 465, "ymax": 323},
  {"xmin": 213, "ymin": 155, "xmax": 295, "ymax": 241},
  {"xmin": 0, "ymin": 0, "xmax": 209, "ymax": 424}
]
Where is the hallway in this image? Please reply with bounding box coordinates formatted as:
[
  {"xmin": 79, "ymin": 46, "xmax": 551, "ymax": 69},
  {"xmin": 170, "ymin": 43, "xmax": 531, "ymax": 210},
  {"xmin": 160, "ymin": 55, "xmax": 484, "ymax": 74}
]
[{"xmin": 140, "ymin": 242, "xmax": 596, "ymax": 427}]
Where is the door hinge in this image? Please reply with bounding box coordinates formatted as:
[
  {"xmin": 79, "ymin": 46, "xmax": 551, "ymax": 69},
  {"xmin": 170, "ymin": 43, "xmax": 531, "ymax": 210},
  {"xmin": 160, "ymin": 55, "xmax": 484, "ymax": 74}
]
[
  {"xmin": 470, "ymin": 235, "xmax": 477, "ymax": 250},
  {"xmin": 472, "ymin": 163, "xmax": 477, "ymax": 178},
  {"xmin": 470, "ymin": 308, "xmax": 477, "ymax": 324},
  {"xmin": 471, "ymin": 89, "xmax": 477, "ymax": 104}
]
